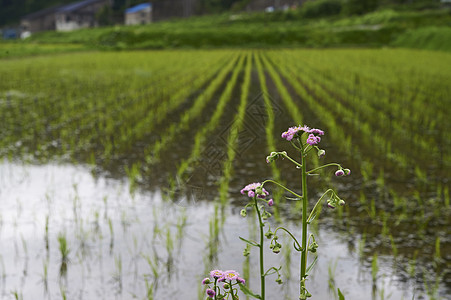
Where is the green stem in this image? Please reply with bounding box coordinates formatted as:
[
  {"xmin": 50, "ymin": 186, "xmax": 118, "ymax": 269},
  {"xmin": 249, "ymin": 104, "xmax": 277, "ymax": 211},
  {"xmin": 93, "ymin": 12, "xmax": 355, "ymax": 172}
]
[
  {"xmin": 262, "ymin": 179, "xmax": 302, "ymax": 199},
  {"xmin": 300, "ymin": 151, "xmax": 308, "ymax": 296},
  {"xmin": 254, "ymin": 197, "xmax": 265, "ymax": 300},
  {"xmin": 280, "ymin": 152, "xmax": 303, "ymax": 168},
  {"xmin": 307, "ymin": 163, "xmax": 341, "ymax": 174},
  {"xmin": 273, "ymin": 226, "xmax": 302, "ymax": 251},
  {"xmin": 306, "ymin": 189, "xmax": 334, "ymax": 223}
]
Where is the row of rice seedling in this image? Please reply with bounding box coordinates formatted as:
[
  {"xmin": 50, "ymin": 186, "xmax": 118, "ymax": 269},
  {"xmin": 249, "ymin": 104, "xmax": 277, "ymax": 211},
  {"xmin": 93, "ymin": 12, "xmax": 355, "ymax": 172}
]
[
  {"xmin": 254, "ymin": 52, "xmax": 286, "ymax": 220},
  {"xmin": 218, "ymin": 52, "xmax": 252, "ymax": 205},
  {"xmin": 269, "ymin": 49, "xmax": 450, "ymax": 181},
  {"xmin": 175, "ymin": 54, "xmax": 246, "ymax": 182},
  {"xmin": 143, "ymin": 53, "xmax": 241, "ymax": 168},
  {"xmin": 0, "ymin": 51, "xmax": 233, "ymax": 165},
  {"xmin": 292, "ymin": 53, "xmax": 442, "ymax": 169}
]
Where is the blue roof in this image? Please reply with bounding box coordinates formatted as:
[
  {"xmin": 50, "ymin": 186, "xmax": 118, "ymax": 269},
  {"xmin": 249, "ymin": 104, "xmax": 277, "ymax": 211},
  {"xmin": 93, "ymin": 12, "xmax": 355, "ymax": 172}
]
[{"xmin": 125, "ymin": 3, "xmax": 151, "ymax": 14}]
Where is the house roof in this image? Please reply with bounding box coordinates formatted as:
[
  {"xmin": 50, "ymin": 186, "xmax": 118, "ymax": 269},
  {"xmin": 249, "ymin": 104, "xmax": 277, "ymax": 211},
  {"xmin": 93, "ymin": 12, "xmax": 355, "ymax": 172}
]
[
  {"xmin": 58, "ymin": 0, "xmax": 104, "ymax": 13},
  {"xmin": 125, "ymin": 3, "xmax": 152, "ymax": 14},
  {"xmin": 22, "ymin": 0, "xmax": 105, "ymax": 20},
  {"xmin": 22, "ymin": 4, "xmax": 64, "ymax": 20}
]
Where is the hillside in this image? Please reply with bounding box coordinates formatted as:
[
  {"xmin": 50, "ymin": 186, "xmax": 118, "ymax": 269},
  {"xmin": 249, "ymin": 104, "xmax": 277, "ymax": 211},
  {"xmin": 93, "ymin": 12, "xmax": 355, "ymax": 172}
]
[
  {"xmin": 26, "ymin": 7, "xmax": 451, "ymax": 50},
  {"xmin": 1, "ymin": 1, "xmax": 451, "ymax": 57}
]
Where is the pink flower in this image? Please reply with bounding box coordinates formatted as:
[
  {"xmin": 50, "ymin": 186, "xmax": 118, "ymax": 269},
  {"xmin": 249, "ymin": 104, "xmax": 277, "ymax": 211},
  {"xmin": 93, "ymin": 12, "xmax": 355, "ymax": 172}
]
[
  {"xmin": 223, "ymin": 270, "xmax": 239, "ymax": 281},
  {"xmin": 306, "ymin": 134, "xmax": 319, "ymax": 145},
  {"xmin": 210, "ymin": 269, "xmax": 224, "ymax": 279},
  {"xmin": 268, "ymin": 199, "xmax": 274, "ymax": 206}
]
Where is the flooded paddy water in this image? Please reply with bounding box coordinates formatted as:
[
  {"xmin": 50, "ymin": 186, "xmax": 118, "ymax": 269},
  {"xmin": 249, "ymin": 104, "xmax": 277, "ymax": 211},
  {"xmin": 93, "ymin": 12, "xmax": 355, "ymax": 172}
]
[{"xmin": 0, "ymin": 49, "xmax": 450, "ymax": 299}]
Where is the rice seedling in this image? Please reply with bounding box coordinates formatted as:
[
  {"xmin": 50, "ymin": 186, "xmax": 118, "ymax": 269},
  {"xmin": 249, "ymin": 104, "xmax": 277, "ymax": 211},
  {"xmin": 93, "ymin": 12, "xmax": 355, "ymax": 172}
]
[
  {"xmin": 11, "ymin": 290, "xmax": 23, "ymax": 300},
  {"xmin": 111, "ymin": 255, "xmax": 123, "ymax": 294},
  {"xmin": 57, "ymin": 232, "xmax": 70, "ymax": 278},
  {"xmin": 144, "ymin": 277, "xmax": 154, "ymax": 300},
  {"xmin": 328, "ymin": 260, "xmax": 338, "ymax": 296},
  {"xmin": 371, "ymin": 253, "xmax": 379, "ymax": 283}
]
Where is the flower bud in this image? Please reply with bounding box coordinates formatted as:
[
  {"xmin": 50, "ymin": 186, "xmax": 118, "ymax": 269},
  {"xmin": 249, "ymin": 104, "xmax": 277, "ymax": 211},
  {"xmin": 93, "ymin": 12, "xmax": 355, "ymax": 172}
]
[
  {"xmin": 338, "ymin": 199, "xmax": 345, "ymax": 206},
  {"xmin": 317, "ymin": 149, "xmax": 326, "ymax": 158},
  {"xmin": 240, "ymin": 209, "xmax": 247, "ymax": 217},
  {"xmin": 308, "ymin": 242, "xmax": 318, "ymax": 253},
  {"xmin": 255, "ymin": 186, "xmax": 263, "ymax": 195},
  {"xmin": 268, "ymin": 199, "xmax": 274, "ymax": 206},
  {"xmin": 327, "ymin": 201, "xmax": 336, "ymax": 209},
  {"xmin": 202, "ymin": 278, "xmax": 211, "ymax": 285},
  {"xmin": 223, "ymin": 283, "xmax": 230, "ymax": 289},
  {"xmin": 266, "ymin": 156, "xmax": 272, "ymax": 163},
  {"xmin": 343, "ymin": 168, "xmax": 351, "ymax": 176},
  {"xmin": 335, "ymin": 169, "xmax": 345, "ymax": 177},
  {"xmin": 275, "ymin": 278, "xmax": 283, "ymax": 284},
  {"xmin": 265, "ymin": 230, "xmax": 274, "ymax": 239},
  {"xmin": 206, "ymin": 288, "xmax": 216, "ymax": 298}
]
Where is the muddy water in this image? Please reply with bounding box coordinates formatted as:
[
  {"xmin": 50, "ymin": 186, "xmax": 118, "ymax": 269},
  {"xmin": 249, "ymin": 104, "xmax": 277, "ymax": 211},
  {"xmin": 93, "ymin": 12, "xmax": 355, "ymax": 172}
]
[{"xmin": 1, "ymin": 160, "xmax": 446, "ymax": 300}]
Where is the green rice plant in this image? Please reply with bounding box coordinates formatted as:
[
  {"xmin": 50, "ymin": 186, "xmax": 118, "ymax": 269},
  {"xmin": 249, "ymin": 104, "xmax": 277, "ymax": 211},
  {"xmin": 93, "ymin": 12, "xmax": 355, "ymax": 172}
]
[
  {"xmin": 44, "ymin": 215, "xmax": 49, "ymax": 251},
  {"xmin": 57, "ymin": 232, "xmax": 70, "ymax": 264},
  {"xmin": 108, "ymin": 217, "xmax": 114, "ymax": 253},
  {"xmin": 144, "ymin": 277, "xmax": 154, "ymax": 300},
  {"xmin": 165, "ymin": 227, "xmax": 174, "ymax": 260},
  {"xmin": 57, "ymin": 232, "xmax": 70, "ymax": 278},
  {"xmin": 444, "ymin": 185, "xmax": 450, "ymax": 208},
  {"xmin": 434, "ymin": 237, "xmax": 442, "ymax": 265},
  {"xmin": 11, "ymin": 290, "xmax": 23, "ymax": 300},
  {"xmin": 408, "ymin": 251, "xmax": 418, "ymax": 277},
  {"xmin": 112, "ymin": 255, "xmax": 123, "ymax": 294},
  {"xmin": 41, "ymin": 259, "xmax": 49, "ymax": 293},
  {"xmin": 207, "ymin": 204, "xmax": 221, "ymax": 264},
  {"xmin": 422, "ymin": 268, "xmax": 442, "ymax": 300},
  {"xmin": 371, "ymin": 253, "xmax": 379, "ymax": 283},
  {"xmin": 142, "ymin": 253, "xmax": 160, "ymax": 284},
  {"xmin": 389, "ymin": 235, "xmax": 398, "ymax": 258},
  {"xmin": 328, "ymin": 260, "xmax": 338, "ymax": 296},
  {"xmin": 175, "ymin": 210, "xmax": 187, "ymax": 250},
  {"xmin": 60, "ymin": 285, "xmax": 67, "ymax": 300},
  {"xmin": 358, "ymin": 233, "xmax": 367, "ymax": 258}
]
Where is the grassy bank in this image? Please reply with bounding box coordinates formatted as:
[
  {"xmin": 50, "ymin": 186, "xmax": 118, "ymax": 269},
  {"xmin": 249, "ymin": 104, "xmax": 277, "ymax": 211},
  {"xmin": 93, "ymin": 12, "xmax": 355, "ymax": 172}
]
[{"xmin": 1, "ymin": 7, "xmax": 450, "ymax": 57}]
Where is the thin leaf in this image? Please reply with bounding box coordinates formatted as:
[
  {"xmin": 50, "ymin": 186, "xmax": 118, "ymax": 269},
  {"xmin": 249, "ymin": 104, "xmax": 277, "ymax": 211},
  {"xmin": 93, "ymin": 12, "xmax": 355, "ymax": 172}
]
[
  {"xmin": 239, "ymin": 236, "xmax": 259, "ymax": 247},
  {"xmin": 286, "ymin": 196, "xmax": 301, "ymax": 201},
  {"xmin": 338, "ymin": 288, "xmax": 345, "ymax": 300},
  {"xmin": 305, "ymin": 255, "xmax": 318, "ymax": 275},
  {"xmin": 238, "ymin": 283, "xmax": 261, "ymax": 299}
]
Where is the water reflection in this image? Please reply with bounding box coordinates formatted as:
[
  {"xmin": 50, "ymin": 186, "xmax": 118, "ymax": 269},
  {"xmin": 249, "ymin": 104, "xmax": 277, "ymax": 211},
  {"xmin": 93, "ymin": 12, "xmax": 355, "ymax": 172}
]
[{"xmin": 1, "ymin": 160, "xmax": 448, "ymax": 299}]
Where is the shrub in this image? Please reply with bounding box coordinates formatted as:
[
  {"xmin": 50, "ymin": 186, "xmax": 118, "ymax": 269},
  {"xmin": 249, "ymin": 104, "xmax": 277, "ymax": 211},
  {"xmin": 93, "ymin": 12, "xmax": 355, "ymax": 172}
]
[{"xmin": 300, "ymin": 0, "xmax": 343, "ymax": 18}]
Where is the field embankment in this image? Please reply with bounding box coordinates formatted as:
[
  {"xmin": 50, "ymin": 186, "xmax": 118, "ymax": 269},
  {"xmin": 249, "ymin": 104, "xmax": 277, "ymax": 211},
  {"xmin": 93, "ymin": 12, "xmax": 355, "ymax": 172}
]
[{"xmin": 1, "ymin": 7, "xmax": 450, "ymax": 58}]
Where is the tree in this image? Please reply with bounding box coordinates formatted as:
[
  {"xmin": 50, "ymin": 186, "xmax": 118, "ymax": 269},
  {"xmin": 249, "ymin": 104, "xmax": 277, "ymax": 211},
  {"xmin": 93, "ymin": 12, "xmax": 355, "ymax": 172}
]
[{"xmin": 343, "ymin": 0, "xmax": 380, "ymax": 15}]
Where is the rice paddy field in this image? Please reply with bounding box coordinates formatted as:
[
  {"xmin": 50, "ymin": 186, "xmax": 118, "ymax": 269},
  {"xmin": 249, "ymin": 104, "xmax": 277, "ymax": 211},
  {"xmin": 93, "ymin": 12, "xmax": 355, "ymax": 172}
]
[{"xmin": 0, "ymin": 48, "xmax": 450, "ymax": 300}]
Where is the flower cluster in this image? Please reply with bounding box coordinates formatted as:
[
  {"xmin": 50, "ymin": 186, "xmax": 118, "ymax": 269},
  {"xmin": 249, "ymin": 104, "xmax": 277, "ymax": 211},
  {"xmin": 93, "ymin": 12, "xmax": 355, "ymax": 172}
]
[
  {"xmin": 240, "ymin": 182, "xmax": 269, "ymax": 199},
  {"xmin": 281, "ymin": 125, "xmax": 324, "ymax": 142},
  {"xmin": 202, "ymin": 270, "xmax": 245, "ymax": 299},
  {"xmin": 327, "ymin": 195, "xmax": 345, "ymax": 209}
]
